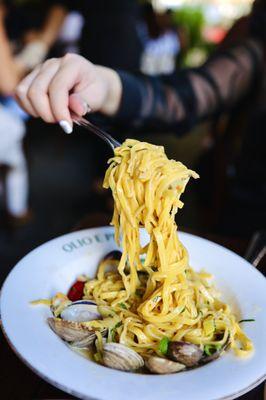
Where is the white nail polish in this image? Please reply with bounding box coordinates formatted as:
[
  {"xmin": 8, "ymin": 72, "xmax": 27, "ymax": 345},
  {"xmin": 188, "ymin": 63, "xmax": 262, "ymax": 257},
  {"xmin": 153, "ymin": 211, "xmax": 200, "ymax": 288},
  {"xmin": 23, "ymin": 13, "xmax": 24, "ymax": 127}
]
[{"xmin": 59, "ymin": 120, "xmax": 73, "ymax": 134}]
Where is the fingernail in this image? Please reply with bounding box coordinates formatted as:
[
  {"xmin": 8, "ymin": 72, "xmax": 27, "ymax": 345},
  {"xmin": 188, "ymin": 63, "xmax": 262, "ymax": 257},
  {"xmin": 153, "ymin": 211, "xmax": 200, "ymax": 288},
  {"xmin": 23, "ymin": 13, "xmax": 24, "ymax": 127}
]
[
  {"xmin": 82, "ymin": 101, "xmax": 92, "ymax": 115},
  {"xmin": 59, "ymin": 120, "xmax": 73, "ymax": 134}
]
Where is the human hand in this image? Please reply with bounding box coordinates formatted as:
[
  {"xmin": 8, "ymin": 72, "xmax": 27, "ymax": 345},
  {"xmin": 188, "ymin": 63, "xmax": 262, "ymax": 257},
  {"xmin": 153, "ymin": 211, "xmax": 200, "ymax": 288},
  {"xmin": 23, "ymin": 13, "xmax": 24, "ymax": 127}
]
[{"xmin": 16, "ymin": 54, "xmax": 122, "ymax": 133}]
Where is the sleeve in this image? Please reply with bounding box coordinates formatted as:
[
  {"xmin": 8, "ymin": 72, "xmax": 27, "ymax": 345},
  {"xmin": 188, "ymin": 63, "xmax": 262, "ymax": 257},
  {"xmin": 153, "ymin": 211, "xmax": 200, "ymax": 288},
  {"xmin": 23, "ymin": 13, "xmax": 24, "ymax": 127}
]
[{"xmin": 115, "ymin": 38, "xmax": 263, "ymax": 135}]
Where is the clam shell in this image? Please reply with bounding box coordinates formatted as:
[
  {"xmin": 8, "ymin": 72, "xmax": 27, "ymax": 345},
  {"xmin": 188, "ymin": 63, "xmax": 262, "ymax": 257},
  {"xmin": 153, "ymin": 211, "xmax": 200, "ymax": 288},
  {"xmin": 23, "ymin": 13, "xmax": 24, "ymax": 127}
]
[
  {"xmin": 60, "ymin": 300, "xmax": 101, "ymax": 322},
  {"xmin": 102, "ymin": 250, "xmax": 122, "ymax": 261},
  {"xmin": 103, "ymin": 343, "xmax": 144, "ymax": 371},
  {"xmin": 167, "ymin": 341, "xmax": 203, "ymax": 367},
  {"xmin": 47, "ymin": 318, "xmax": 97, "ymax": 347},
  {"xmin": 145, "ymin": 356, "xmax": 186, "ymax": 374},
  {"xmin": 201, "ymin": 340, "xmax": 229, "ymax": 364}
]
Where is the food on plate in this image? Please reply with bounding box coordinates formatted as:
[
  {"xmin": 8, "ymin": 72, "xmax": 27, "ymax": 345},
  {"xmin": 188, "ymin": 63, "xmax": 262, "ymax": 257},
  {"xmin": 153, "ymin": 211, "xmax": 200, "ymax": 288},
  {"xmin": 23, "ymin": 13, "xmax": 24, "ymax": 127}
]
[{"xmin": 34, "ymin": 139, "xmax": 253, "ymax": 373}]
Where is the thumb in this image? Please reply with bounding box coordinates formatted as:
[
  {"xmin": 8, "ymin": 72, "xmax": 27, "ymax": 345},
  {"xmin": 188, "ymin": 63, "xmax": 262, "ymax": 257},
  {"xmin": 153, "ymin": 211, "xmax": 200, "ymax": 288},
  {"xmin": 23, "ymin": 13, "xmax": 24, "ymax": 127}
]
[
  {"xmin": 69, "ymin": 79, "xmax": 108, "ymax": 117},
  {"xmin": 69, "ymin": 93, "xmax": 91, "ymax": 116}
]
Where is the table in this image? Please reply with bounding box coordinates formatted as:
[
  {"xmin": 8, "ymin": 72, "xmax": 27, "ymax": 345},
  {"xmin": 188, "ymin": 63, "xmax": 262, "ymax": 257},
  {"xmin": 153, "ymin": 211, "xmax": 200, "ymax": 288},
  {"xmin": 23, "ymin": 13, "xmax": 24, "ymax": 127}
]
[{"xmin": 1, "ymin": 218, "xmax": 265, "ymax": 399}]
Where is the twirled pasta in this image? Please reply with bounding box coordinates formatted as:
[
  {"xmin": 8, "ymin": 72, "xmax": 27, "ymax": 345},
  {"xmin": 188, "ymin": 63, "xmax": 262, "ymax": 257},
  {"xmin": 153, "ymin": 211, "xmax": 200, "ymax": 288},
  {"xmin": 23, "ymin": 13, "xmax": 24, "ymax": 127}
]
[{"xmin": 82, "ymin": 139, "xmax": 253, "ymax": 358}]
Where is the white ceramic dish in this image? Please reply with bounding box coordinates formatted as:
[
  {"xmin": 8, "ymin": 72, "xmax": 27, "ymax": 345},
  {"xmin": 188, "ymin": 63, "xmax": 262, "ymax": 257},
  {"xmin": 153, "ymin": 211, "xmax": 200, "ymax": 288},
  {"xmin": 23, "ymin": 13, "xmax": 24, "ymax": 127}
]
[{"xmin": 1, "ymin": 227, "xmax": 266, "ymax": 400}]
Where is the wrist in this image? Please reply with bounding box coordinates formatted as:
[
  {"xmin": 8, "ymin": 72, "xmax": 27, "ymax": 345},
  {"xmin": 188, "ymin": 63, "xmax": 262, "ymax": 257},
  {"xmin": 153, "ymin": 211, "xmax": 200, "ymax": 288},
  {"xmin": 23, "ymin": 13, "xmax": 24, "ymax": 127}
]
[{"xmin": 97, "ymin": 66, "xmax": 122, "ymax": 116}]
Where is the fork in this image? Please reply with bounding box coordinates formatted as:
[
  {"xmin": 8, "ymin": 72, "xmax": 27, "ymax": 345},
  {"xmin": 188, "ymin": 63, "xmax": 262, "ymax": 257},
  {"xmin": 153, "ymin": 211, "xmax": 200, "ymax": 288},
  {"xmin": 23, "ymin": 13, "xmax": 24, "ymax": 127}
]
[{"xmin": 71, "ymin": 113, "xmax": 121, "ymax": 151}]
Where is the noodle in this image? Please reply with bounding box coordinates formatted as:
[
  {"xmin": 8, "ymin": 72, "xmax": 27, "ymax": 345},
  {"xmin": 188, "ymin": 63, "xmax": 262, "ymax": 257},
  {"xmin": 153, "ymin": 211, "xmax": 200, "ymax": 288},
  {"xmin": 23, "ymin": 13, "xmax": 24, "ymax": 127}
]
[{"xmin": 81, "ymin": 139, "xmax": 253, "ymax": 357}]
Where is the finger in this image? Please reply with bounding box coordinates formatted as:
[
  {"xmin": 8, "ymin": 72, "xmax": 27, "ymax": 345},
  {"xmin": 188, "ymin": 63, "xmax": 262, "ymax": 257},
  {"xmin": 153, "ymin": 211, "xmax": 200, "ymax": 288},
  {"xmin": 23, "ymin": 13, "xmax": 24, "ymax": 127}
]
[
  {"xmin": 27, "ymin": 59, "xmax": 60, "ymax": 123},
  {"xmin": 47, "ymin": 62, "xmax": 80, "ymax": 127},
  {"xmin": 68, "ymin": 81, "xmax": 106, "ymax": 117},
  {"xmin": 68, "ymin": 93, "xmax": 91, "ymax": 116},
  {"xmin": 16, "ymin": 67, "xmax": 41, "ymax": 117}
]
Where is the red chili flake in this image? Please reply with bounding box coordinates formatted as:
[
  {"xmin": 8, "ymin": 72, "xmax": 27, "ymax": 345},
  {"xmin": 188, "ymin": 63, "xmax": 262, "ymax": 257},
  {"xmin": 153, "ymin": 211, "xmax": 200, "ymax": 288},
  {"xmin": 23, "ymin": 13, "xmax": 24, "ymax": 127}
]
[{"xmin": 67, "ymin": 280, "xmax": 85, "ymax": 301}]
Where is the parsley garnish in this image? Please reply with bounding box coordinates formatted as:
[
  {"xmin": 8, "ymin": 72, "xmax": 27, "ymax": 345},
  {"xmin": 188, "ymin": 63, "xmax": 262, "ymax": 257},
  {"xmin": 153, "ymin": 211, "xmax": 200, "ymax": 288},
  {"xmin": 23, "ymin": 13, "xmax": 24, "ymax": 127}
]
[
  {"xmin": 239, "ymin": 319, "xmax": 255, "ymax": 323},
  {"xmin": 204, "ymin": 344, "xmax": 222, "ymax": 356},
  {"xmin": 158, "ymin": 337, "xmax": 170, "ymax": 355},
  {"xmin": 111, "ymin": 321, "xmax": 122, "ymax": 341}
]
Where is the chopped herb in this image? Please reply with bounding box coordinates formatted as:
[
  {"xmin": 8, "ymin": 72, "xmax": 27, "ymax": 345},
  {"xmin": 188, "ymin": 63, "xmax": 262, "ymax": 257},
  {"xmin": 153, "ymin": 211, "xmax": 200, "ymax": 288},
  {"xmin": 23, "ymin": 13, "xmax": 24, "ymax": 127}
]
[
  {"xmin": 239, "ymin": 319, "xmax": 255, "ymax": 323},
  {"xmin": 113, "ymin": 321, "xmax": 122, "ymax": 330},
  {"xmin": 111, "ymin": 321, "xmax": 122, "ymax": 341},
  {"xmin": 180, "ymin": 306, "xmax": 186, "ymax": 313},
  {"xmin": 158, "ymin": 337, "xmax": 170, "ymax": 355},
  {"xmin": 204, "ymin": 344, "xmax": 221, "ymax": 356},
  {"xmin": 119, "ymin": 302, "xmax": 127, "ymax": 310}
]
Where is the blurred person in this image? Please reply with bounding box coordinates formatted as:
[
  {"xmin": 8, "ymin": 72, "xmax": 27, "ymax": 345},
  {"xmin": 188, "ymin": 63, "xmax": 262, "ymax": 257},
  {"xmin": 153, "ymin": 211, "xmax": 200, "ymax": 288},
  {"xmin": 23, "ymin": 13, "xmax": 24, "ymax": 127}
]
[
  {"xmin": 211, "ymin": 0, "xmax": 266, "ymax": 235},
  {"xmin": 140, "ymin": 4, "xmax": 180, "ymax": 75},
  {"xmin": 5, "ymin": 0, "xmax": 68, "ymax": 71},
  {"xmin": 15, "ymin": 4, "xmax": 265, "ymax": 233},
  {"xmin": 0, "ymin": 0, "xmax": 70, "ymax": 223},
  {"xmin": 0, "ymin": 3, "xmax": 28, "ymax": 221},
  {"xmin": 56, "ymin": 11, "xmax": 84, "ymax": 55},
  {"xmin": 32, "ymin": 0, "xmax": 142, "ymax": 70},
  {"xmin": 71, "ymin": 0, "xmax": 142, "ymax": 72}
]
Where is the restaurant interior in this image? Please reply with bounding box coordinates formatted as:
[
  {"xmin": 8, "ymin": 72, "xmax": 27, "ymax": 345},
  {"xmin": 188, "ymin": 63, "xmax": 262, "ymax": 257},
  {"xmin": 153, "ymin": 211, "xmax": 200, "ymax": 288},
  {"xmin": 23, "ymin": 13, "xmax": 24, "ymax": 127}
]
[{"xmin": 0, "ymin": 0, "xmax": 265, "ymax": 398}]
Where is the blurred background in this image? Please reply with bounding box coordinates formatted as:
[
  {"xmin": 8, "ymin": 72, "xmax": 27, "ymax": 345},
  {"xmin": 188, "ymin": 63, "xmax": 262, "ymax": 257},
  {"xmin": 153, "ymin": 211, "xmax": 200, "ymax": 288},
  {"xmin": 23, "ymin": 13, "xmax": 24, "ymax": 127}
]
[{"xmin": 0, "ymin": 0, "xmax": 265, "ymax": 286}]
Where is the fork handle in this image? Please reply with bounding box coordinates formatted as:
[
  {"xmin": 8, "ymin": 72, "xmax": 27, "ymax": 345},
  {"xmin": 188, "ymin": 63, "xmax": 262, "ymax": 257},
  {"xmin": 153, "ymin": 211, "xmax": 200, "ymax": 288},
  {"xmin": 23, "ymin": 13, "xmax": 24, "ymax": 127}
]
[{"xmin": 71, "ymin": 113, "xmax": 121, "ymax": 151}]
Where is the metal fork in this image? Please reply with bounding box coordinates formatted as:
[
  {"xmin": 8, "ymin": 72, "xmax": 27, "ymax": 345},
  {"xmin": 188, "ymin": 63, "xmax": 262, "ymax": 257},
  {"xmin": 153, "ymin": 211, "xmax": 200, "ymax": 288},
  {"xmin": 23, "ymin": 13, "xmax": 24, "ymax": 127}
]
[{"xmin": 71, "ymin": 113, "xmax": 121, "ymax": 151}]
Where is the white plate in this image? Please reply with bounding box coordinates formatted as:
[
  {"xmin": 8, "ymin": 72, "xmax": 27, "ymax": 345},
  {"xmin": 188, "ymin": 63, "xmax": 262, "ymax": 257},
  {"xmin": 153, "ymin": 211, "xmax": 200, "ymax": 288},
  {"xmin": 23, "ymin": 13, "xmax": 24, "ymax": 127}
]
[{"xmin": 1, "ymin": 227, "xmax": 266, "ymax": 400}]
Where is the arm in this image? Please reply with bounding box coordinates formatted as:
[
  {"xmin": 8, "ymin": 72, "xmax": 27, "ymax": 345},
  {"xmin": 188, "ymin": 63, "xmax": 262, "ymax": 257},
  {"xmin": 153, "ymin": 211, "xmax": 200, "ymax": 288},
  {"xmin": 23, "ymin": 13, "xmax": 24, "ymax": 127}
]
[
  {"xmin": 39, "ymin": 5, "xmax": 67, "ymax": 47},
  {"xmin": 114, "ymin": 38, "xmax": 263, "ymax": 132},
  {"xmin": 15, "ymin": 5, "xmax": 67, "ymax": 71},
  {"xmin": 16, "ymin": 38, "xmax": 263, "ymax": 133}
]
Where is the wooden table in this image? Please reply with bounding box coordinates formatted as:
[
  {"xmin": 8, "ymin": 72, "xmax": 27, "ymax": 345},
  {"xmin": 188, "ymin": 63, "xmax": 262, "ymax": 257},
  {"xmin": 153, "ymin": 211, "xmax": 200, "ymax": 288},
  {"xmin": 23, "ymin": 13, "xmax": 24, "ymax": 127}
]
[{"xmin": 1, "ymin": 218, "xmax": 265, "ymax": 399}]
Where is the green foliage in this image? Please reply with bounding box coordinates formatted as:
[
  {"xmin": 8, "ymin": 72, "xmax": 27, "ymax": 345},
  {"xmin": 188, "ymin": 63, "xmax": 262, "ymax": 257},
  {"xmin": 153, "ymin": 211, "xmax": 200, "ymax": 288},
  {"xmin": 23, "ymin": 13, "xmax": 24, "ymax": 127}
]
[{"xmin": 172, "ymin": 6, "xmax": 205, "ymax": 48}]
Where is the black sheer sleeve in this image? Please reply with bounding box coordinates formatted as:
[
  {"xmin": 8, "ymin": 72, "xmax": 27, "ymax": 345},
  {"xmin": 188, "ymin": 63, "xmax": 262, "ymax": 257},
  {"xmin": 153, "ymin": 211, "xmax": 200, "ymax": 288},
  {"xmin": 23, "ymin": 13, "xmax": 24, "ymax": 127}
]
[{"xmin": 115, "ymin": 38, "xmax": 263, "ymax": 134}]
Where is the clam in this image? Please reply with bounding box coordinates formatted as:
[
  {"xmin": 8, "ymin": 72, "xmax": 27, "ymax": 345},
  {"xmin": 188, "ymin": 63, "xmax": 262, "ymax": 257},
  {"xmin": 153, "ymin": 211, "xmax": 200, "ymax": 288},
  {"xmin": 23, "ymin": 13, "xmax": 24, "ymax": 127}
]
[
  {"xmin": 60, "ymin": 300, "xmax": 101, "ymax": 322},
  {"xmin": 145, "ymin": 356, "xmax": 186, "ymax": 374},
  {"xmin": 167, "ymin": 341, "xmax": 203, "ymax": 367},
  {"xmin": 47, "ymin": 317, "xmax": 103, "ymax": 348},
  {"xmin": 102, "ymin": 343, "xmax": 144, "ymax": 371},
  {"xmin": 102, "ymin": 250, "xmax": 122, "ymax": 261}
]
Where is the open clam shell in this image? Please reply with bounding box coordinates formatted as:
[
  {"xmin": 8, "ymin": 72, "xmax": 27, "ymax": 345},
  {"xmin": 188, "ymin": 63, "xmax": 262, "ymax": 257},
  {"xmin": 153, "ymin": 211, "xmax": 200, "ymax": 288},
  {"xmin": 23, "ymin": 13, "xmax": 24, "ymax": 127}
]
[
  {"xmin": 103, "ymin": 343, "xmax": 144, "ymax": 371},
  {"xmin": 48, "ymin": 317, "xmax": 99, "ymax": 348},
  {"xmin": 167, "ymin": 341, "xmax": 203, "ymax": 367},
  {"xmin": 60, "ymin": 300, "xmax": 101, "ymax": 322},
  {"xmin": 145, "ymin": 356, "xmax": 186, "ymax": 374}
]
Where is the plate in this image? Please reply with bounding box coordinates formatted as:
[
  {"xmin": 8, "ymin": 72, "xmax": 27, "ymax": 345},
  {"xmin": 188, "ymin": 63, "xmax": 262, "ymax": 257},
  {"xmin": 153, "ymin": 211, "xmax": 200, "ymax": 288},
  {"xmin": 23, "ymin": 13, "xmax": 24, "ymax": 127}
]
[{"xmin": 1, "ymin": 227, "xmax": 266, "ymax": 400}]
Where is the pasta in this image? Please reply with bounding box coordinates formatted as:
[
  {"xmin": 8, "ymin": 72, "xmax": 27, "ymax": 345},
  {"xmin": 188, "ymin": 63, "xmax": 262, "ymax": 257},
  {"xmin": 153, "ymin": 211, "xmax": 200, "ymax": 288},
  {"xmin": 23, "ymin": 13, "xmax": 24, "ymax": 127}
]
[{"xmin": 80, "ymin": 139, "xmax": 253, "ymax": 358}]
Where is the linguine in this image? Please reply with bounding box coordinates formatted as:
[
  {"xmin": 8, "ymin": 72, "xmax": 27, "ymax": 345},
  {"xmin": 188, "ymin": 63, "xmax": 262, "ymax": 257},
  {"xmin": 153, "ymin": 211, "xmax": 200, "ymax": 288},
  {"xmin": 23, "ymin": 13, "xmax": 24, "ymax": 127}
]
[{"xmin": 80, "ymin": 139, "xmax": 253, "ymax": 358}]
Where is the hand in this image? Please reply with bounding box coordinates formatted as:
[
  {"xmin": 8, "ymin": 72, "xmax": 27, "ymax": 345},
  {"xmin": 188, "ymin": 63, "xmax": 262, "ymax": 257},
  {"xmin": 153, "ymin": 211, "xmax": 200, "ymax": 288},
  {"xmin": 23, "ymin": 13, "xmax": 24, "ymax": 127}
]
[{"xmin": 16, "ymin": 54, "xmax": 122, "ymax": 132}]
